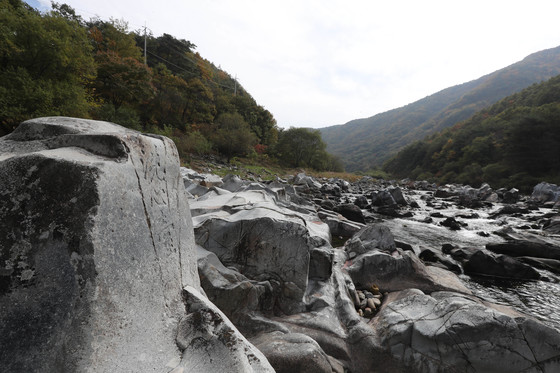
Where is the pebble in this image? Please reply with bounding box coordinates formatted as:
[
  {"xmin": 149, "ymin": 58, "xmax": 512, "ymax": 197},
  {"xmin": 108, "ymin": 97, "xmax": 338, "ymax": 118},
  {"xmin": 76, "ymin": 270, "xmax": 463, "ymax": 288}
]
[{"xmin": 354, "ymin": 286, "xmax": 384, "ymax": 318}]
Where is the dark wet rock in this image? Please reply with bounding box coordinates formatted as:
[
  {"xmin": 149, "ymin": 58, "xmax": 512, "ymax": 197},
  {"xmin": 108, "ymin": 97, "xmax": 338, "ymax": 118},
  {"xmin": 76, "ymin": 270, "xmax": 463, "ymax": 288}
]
[
  {"xmin": 503, "ymin": 188, "xmax": 520, "ymax": 204},
  {"xmin": 463, "ymin": 249, "xmax": 541, "ymax": 280},
  {"xmin": 389, "ymin": 187, "xmax": 407, "ymax": 206},
  {"xmin": 376, "ymin": 206, "xmax": 403, "ymax": 217},
  {"xmin": 395, "ymin": 241, "xmax": 414, "ymax": 252},
  {"xmin": 455, "ymin": 212, "xmax": 480, "ymax": 219},
  {"xmin": 309, "ymin": 246, "xmax": 334, "ymax": 281},
  {"xmin": 430, "ymin": 211, "xmax": 446, "ymax": 218},
  {"xmin": 419, "ymin": 248, "xmax": 462, "ymax": 274},
  {"xmin": 333, "ymin": 203, "xmax": 366, "ymax": 224},
  {"xmin": 518, "ymin": 257, "xmax": 560, "ymax": 275},
  {"xmin": 320, "ymin": 183, "xmax": 341, "ymax": 197},
  {"xmin": 371, "ymin": 190, "xmax": 396, "ymax": 207},
  {"xmin": 490, "ymin": 204, "xmax": 530, "ymax": 217},
  {"xmin": 353, "ymin": 195, "xmax": 369, "ymax": 209},
  {"xmin": 335, "ymin": 178, "xmax": 350, "ymax": 192},
  {"xmin": 440, "ymin": 216, "xmax": 465, "ymax": 230},
  {"xmin": 443, "ymin": 246, "xmax": 479, "ymax": 262},
  {"xmin": 434, "ymin": 188, "xmax": 453, "ymax": 198},
  {"xmin": 459, "ymin": 193, "xmax": 484, "ymax": 208},
  {"xmin": 543, "ymin": 216, "xmax": 560, "ymax": 234},
  {"xmin": 486, "ymin": 240, "xmax": 560, "ymax": 261},
  {"xmin": 320, "ymin": 199, "xmax": 336, "ymax": 211},
  {"xmin": 422, "ymin": 216, "xmax": 434, "ymax": 223},
  {"xmin": 372, "ymin": 289, "xmax": 560, "ymax": 373}
]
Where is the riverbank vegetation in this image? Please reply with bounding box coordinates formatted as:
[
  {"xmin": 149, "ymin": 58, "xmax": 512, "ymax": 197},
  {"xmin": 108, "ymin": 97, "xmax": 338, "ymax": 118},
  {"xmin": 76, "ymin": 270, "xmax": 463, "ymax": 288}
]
[{"xmin": 0, "ymin": 1, "xmax": 342, "ymax": 172}]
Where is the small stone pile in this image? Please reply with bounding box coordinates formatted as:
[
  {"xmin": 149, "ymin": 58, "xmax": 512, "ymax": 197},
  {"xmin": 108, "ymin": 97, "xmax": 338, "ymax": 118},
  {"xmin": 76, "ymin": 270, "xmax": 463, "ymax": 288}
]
[{"xmin": 353, "ymin": 284, "xmax": 384, "ymax": 318}]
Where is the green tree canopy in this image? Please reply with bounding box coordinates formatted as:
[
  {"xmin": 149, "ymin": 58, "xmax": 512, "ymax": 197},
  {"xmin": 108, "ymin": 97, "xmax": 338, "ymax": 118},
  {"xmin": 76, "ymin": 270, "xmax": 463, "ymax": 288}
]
[
  {"xmin": 275, "ymin": 127, "xmax": 343, "ymax": 171},
  {"xmin": 0, "ymin": 0, "xmax": 95, "ymax": 134},
  {"xmin": 209, "ymin": 113, "xmax": 257, "ymax": 162}
]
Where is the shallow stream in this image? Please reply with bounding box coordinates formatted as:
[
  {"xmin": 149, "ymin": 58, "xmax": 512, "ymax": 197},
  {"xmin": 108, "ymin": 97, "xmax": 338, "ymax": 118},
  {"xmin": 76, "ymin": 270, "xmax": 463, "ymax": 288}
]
[{"xmin": 359, "ymin": 189, "xmax": 560, "ymax": 331}]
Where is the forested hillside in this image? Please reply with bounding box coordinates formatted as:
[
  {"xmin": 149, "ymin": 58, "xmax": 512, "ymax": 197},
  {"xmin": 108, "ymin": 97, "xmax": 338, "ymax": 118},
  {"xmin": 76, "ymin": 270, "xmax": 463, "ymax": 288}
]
[
  {"xmin": 320, "ymin": 45, "xmax": 560, "ymax": 172},
  {"xmin": 383, "ymin": 74, "xmax": 560, "ymax": 192},
  {"xmin": 0, "ymin": 1, "xmax": 341, "ymax": 171}
]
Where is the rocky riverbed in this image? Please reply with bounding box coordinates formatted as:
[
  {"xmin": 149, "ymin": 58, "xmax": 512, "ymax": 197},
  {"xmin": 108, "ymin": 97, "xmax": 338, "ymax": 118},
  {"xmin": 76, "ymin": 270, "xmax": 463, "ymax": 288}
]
[
  {"xmin": 183, "ymin": 166, "xmax": 560, "ymax": 372},
  {"xmin": 2, "ymin": 117, "xmax": 560, "ymax": 372}
]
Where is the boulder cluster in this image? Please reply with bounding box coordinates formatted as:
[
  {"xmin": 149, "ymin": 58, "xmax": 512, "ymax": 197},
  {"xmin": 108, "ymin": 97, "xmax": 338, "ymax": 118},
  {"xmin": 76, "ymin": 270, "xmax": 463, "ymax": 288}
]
[{"xmin": 2, "ymin": 117, "xmax": 560, "ymax": 373}]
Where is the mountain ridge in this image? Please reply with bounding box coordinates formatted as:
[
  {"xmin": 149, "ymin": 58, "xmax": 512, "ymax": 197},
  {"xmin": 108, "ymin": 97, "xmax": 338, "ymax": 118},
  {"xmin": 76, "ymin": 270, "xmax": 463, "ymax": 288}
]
[
  {"xmin": 320, "ymin": 45, "xmax": 560, "ymax": 172},
  {"xmin": 382, "ymin": 73, "xmax": 560, "ymax": 191}
]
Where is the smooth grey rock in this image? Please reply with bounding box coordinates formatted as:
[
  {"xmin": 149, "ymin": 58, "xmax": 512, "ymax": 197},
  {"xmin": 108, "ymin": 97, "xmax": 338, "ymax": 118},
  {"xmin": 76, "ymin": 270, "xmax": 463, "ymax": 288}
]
[
  {"xmin": 252, "ymin": 331, "xmax": 336, "ymax": 373},
  {"xmin": 344, "ymin": 224, "xmax": 396, "ymax": 256},
  {"xmin": 296, "ymin": 173, "xmax": 322, "ymax": 189},
  {"xmin": 318, "ymin": 209, "xmax": 364, "ymax": 239},
  {"xmin": 372, "ymin": 289, "xmax": 560, "ymax": 373},
  {"xmin": 192, "ymin": 191, "xmax": 330, "ymax": 315},
  {"xmin": 184, "ymin": 179, "xmax": 210, "ymax": 197},
  {"xmin": 176, "ymin": 286, "xmax": 275, "ymax": 373},
  {"xmin": 0, "ymin": 117, "xmax": 200, "ymax": 372},
  {"xmin": 222, "ymin": 174, "xmax": 248, "ymax": 192},
  {"xmin": 532, "ymin": 182, "xmax": 560, "ymax": 203},
  {"xmin": 180, "ymin": 167, "xmax": 223, "ymax": 187},
  {"xmin": 196, "ymin": 246, "xmax": 271, "ymax": 323},
  {"xmin": 347, "ymin": 249, "xmax": 471, "ymax": 294}
]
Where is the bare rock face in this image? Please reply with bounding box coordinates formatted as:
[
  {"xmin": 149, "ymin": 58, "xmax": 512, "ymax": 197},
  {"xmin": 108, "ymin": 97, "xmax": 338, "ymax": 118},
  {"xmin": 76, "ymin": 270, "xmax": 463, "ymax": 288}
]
[
  {"xmin": 0, "ymin": 117, "xmax": 269, "ymax": 373},
  {"xmin": 344, "ymin": 225, "xmax": 471, "ymax": 295},
  {"xmin": 192, "ymin": 190, "xmax": 331, "ymax": 315},
  {"xmin": 175, "ymin": 286, "xmax": 274, "ymax": 373},
  {"xmin": 372, "ymin": 289, "xmax": 560, "ymax": 373}
]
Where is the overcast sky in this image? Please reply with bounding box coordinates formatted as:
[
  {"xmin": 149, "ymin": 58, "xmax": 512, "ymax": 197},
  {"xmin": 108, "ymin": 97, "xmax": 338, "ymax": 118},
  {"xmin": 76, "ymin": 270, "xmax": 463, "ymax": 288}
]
[{"xmin": 28, "ymin": 0, "xmax": 560, "ymax": 128}]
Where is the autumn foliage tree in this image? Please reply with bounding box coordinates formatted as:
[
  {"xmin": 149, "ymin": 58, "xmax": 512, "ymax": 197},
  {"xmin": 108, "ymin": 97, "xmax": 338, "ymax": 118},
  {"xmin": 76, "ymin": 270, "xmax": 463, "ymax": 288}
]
[{"xmin": 0, "ymin": 1, "xmax": 286, "ymax": 164}]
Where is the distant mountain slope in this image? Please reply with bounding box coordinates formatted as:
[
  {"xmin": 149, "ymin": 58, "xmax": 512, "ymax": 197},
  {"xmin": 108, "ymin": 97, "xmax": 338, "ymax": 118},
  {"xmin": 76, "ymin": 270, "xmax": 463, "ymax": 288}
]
[
  {"xmin": 382, "ymin": 74, "xmax": 560, "ymax": 192},
  {"xmin": 320, "ymin": 45, "xmax": 560, "ymax": 172}
]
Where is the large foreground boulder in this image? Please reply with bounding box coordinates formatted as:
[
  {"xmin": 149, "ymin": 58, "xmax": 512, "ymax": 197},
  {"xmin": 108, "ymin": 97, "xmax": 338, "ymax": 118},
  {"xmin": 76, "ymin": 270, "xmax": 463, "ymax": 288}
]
[{"xmin": 0, "ymin": 117, "xmax": 268, "ymax": 372}]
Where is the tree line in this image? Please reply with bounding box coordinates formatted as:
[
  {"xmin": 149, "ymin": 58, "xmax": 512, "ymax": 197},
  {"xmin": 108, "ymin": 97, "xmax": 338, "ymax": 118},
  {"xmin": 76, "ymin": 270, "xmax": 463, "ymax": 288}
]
[{"xmin": 0, "ymin": 0, "xmax": 342, "ymax": 172}]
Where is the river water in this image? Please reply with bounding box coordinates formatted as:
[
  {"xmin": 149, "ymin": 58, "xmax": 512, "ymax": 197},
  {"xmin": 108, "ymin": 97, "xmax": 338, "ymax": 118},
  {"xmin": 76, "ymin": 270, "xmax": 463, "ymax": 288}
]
[{"xmin": 362, "ymin": 189, "xmax": 560, "ymax": 331}]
